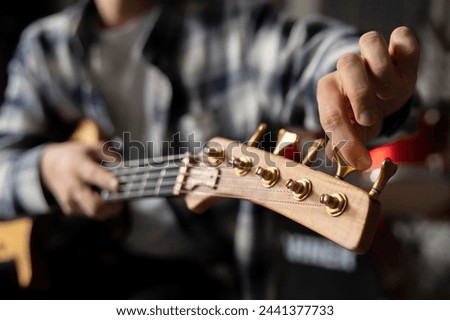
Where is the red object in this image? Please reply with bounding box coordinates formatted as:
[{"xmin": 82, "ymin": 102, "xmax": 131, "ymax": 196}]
[
  {"xmin": 369, "ymin": 137, "xmax": 427, "ymax": 169},
  {"xmin": 369, "ymin": 121, "xmax": 432, "ymax": 169}
]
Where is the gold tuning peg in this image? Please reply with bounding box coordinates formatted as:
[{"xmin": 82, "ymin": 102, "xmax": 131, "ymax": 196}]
[
  {"xmin": 230, "ymin": 156, "xmax": 253, "ymax": 176},
  {"xmin": 369, "ymin": 158, "xmax": 398, "ymax": 201},
  {"xmin": 333, "ymin": 146, "xmax": 357, "ymax": 179},
  {"xmin": 273, "ymin": 129, "xmax": 299, "ymax": 156},
  {"xmin": 319, "ymin": 193, "xmax": 348, "ymax": 217},
  {"xmin": 286, "ymin": 178, "xmax": 312, "ymax": 201},
  {"xmin": 204, "ymin": 145, "xmax": 225, "ymax": 165},
  {"xmin": 255, "ymin": 166, "xmax": 279, "ymax": 188},
  {"xmin": 302, "ymin": 138, "xmax": 325, "ymax": 166},
  {"xmin": 248, "ymin": 123, "xmax": 268, "ymax": 147}
]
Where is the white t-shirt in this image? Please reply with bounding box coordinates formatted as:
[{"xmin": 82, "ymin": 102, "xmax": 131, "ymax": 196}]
[
  {"xmin": 90, "ymin": 12, "xmax": 149, "ymax": 153},
  {"xmin": 88, "ymin": 11, "xmax": 201, "ymax": 259}
]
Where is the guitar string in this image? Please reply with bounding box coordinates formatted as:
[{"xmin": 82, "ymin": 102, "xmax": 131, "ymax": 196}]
[
  {"xmin": 103, "ymin": 170, "xmax": 325, "ymax": 209},
  {"xmin": 115, "ymin": 170, "xmax": 262, "ymax": 185},
  {"xmin": 113, "ymin": 175, "xmax": 290, "ymax": 195},
  {"xmin": 101, "ymin": 159, "xmax": 334, "ymax": 206},
  {"xmin": 105, "ymin": 161, "xmax": 328, "ymax": 196},
  {"xmin": 108, "ymin": 171, "xmax": 287, "ymax": 194},
  {"xmin": 111, "ymin": 168, "xmax": 284, "ymax": 193},
  {"xmin": 107, "ymin": 162, "xmax": 263, "ymax": 184},
  {"xmin": 100, "ymin": 157, "xmax": 352, "ymax": 215},
  {"xmin": 102, "ymin": 169, "xmax": 328, "ymax": 209},
  {"xmin": 104, "ymin": 156, "xmax": 296, "ymax": 179}
]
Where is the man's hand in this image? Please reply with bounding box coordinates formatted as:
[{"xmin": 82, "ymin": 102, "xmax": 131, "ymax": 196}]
[
  {"xmin": 317, "ymin": 26, "xmax": 420, "ymax": 170},
  {"xmin": 40, "ymin": 142, "xmax": 122, "ymax": 219}
]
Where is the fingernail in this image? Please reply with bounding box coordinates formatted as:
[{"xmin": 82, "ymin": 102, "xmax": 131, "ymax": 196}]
[
  {"xmin": 358, "ymin": 109, "xmax": 378, "ymax": 126},
  {"xmin": 377, "ymin": 83, "xmax": 395, "ymax": 100}
]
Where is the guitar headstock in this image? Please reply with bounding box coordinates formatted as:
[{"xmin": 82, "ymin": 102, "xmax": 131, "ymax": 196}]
[{"xmin": 180, "ymin": 124, "xmax": 397, "ymax": 254}]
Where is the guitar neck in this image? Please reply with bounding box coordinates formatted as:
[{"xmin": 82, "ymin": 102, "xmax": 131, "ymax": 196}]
[{"xmin": 101, "ymin": 154, "xmax": 186, "ymax": 202}]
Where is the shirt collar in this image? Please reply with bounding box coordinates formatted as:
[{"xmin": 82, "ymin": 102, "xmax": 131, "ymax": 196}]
[{"xmin": 68, "ymin": 0, "xmax": 162, "ymax": 64}]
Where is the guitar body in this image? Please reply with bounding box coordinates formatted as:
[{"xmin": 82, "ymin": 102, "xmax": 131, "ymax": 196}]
[
  {"xmin": 0, "ymin": 215, "xmax": 53, "ymax": 290},
  {"xmin": 0, "ymin": 218, "xmax": 33, "ymax": 287}
]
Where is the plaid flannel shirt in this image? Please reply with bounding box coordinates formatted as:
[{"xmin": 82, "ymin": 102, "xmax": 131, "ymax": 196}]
[{"xmin": 0, "ymin": 0, "xmax": 414, "ymax": 218}]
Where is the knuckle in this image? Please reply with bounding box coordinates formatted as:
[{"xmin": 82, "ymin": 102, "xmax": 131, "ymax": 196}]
[
  {"xmin": 336, "ymin": 53, "xmax": 361, "ymax": 70},
  {"xmin": 317, "ymin": 74, "xmax": 334, "ymax": 92},
  {"xmin": 359, "ymin": 31, "xmax": 384, "ymax": 48},
  {"xmin": 84, "ymin": 164, "xmax": 98, "ymax": 178},
  {"xmin": 369, "ymin": 57, "xmax": 391, "ymax": 76},
  {"xmin": 391, "ymin": 27, "xmax": 419, "ymax": 57},
  {"xmin": 393, "ymin": 26, "xmax": 416, "ymax": 44},
  {"xmin": 347, "ymin": 86, "xmax": 371, "ymax": 105},
  {"xmin": 80, "ymin": 165, "xmax": 101, "ymax": 184}
]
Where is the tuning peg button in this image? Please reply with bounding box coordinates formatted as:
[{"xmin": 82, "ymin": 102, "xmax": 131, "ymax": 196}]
[
  {"xmin": 320, "ymin": 193, "xmax": 347, "ymax": 217},
  {"xmin": 369, "ymin": 158, "xmax": 398, "ymax": 201},
  {"xmin": 204, "ymin": 145, "xmax": 225, "ymax": 166},
  {"xmin": 230, "ymin": 156, "xmax": 253, "ymax": 176},
  {"xmin": 255, "ymin": 166, "xmax": 280, "ymax": 188},
  {"xmin": 286, "ymin": 178, "xmax": 312, "ymax": 201},
  {"xmin": 247, "ymin": 123, "xmax": 268, "ymax": 147},
  {"xmin": 302, "ymin": 138, "xmax": 325, "ymax": 166},
  {"xmin": 273, "ymin": 129, "xmax": 299, "ymax": 156},
  {"xmin": 332, "ymin": 146, "xmax": 357, "ymax": 179}
]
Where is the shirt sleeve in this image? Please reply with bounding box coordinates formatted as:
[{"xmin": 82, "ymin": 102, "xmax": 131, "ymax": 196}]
[
  {"xmin": 246, "ymin": 6, "xmax": 360, "ymax": 132},
  {"xmin": 0, "ymin": 29, "xmax": 55, "ymax": 217}
]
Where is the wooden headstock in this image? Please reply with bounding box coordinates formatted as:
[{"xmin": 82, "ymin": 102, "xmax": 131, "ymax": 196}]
[{"xmin": 180, "ymin": 126, "xmax": 397, "ymax": 254}]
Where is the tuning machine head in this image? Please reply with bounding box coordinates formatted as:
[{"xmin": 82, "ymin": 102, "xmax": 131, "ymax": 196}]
[
  {"xmin": 273, "ymin": 128, "xmax": 299, "ymax": 156},
  {"xmin": 255, "ymin": 166, "xmax": 280, "ymax": 188},
  {"xmin": 286, "ymin": 178, "xmax": 312, "ymax": 201},
  {"xmin": 320, "ymin": 193, "xmax": 348, "ymax": 216},
  {"xmin": 369, "ymin": 158, "xmax": 398, "ymax": 201},
  {"xmin": 204, "ymin": 145, "xmax": 225, "ymax": 166},
  {"xmin": 247, "ymin": 123, "xmax": 268, "ymax": 147},
  {"xmin": 332, "ymin": 146, "xmax": 357, "ymax": 179},
  {"xmin": 302, "ymin": 138, "xmax": 325, "ymax": 166},
  {"xmin": 230, "ymin": 156, "xmax": 253, "ymax": 176}
]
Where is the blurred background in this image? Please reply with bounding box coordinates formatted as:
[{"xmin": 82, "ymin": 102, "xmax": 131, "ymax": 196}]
[{"xmin": 0, "ymin": 0, "xmax": 448, "ymax": 299}]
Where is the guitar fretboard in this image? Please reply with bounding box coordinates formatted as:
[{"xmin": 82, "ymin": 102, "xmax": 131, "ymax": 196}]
[{"xmin": 101, "ymin": 154, "xmax": 186, "ymax": 201}]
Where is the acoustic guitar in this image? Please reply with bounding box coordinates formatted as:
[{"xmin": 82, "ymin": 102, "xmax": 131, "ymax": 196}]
[{"xmin": 0, "ymin": 121, "xmax": 397, "ymax": 288}]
